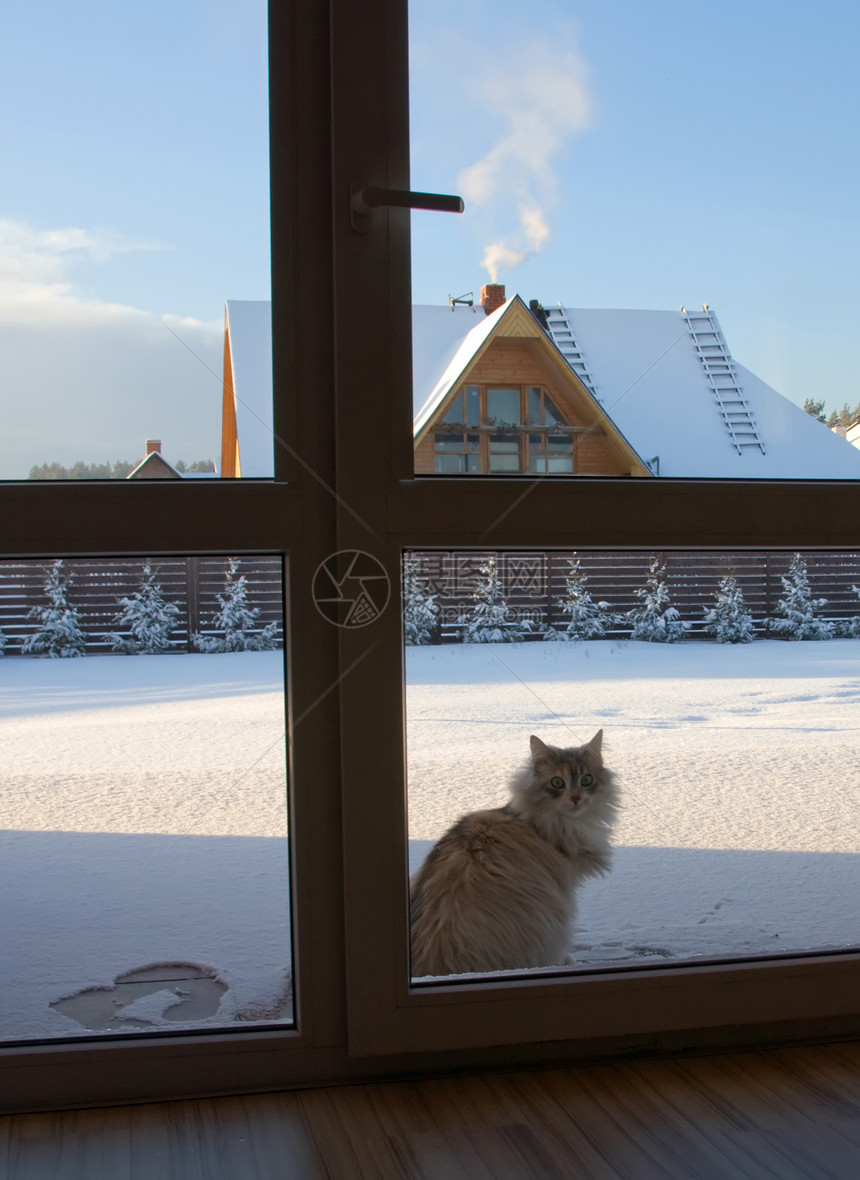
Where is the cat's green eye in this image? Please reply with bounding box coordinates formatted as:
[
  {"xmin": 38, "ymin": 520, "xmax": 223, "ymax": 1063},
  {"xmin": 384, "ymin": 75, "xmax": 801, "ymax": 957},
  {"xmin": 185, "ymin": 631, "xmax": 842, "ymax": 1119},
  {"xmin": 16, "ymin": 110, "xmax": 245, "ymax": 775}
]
[
  {"xmin": 580, "ymin": 773, "xmax": 594, "ymax": 788},
  {"xmin": 550, "ymin": 776, "xmax": 565, "ymax": 790}
]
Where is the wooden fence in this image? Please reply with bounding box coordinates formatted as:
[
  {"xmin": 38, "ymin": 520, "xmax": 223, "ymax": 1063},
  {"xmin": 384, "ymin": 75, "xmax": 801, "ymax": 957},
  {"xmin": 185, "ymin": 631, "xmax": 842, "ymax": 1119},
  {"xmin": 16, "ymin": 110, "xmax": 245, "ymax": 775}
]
[
  {"xmin": 408, "ymin": 550, "xmax": 860, "ymax": 642},
  {"xmin": 0, "ymin": 556, "xmax": 285, "ymax": 655}
]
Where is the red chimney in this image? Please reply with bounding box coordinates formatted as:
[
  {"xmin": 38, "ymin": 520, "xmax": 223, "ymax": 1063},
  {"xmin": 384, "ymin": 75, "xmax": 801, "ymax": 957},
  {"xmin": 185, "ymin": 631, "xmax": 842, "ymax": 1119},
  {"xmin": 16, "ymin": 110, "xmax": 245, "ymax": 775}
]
[
  {"xmin": 145, "ymin": 439, "xmax": 162, "ymax": 455},
  {"xmin": 480, "ymin": 284, "xmax": 506, "ymax": 315}
]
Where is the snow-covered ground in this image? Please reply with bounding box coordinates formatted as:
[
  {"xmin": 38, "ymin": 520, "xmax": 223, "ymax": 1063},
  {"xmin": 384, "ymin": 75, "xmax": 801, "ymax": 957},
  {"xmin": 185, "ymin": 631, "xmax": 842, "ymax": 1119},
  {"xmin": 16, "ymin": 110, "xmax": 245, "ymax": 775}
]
[
  {"xmin": 0, "ymin": 652, "xmax": 292, "ymax": 1042},
  {"xmin": 1, "ymin": 641, "xmax": 858, "ymax": 1041},
  {"xmin": 406, "ymin": 640, "xmax": 860, "ymax": 970}
]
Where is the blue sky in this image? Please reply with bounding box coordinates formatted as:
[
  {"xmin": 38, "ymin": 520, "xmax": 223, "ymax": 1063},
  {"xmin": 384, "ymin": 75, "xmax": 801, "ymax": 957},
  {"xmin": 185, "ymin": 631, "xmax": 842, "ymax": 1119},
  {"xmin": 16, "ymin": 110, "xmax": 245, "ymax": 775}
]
[
  {"xmin": 0, "ymin": 0, "xmax": 269, "ymax": 477},
  {"xmin": 410, "ymin": 0, "xmax": 860, "ymax": 415},
  {"xmin": 1, "ymin": 1, "xmax": 858, "ymax": 476}
]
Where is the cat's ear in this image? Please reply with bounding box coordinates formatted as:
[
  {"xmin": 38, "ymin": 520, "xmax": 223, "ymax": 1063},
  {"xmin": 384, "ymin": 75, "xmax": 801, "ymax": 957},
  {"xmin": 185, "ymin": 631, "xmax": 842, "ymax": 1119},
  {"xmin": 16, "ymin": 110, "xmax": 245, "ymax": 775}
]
[
  {"xmin": 586, "ymin": 729, "xmax": 603, "ymax": 759},
  {"xmin": 530, "ymin": 735, "xmax": 549, "ymax": 761}
]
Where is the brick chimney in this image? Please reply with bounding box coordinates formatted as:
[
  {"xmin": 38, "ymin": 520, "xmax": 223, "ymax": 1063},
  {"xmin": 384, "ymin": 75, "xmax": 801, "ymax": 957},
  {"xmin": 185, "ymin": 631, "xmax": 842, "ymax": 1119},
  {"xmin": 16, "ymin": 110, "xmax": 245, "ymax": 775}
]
[
  {"xmin": 480, "ymin": 284, "xmax": 506, "ymax": 316},
  {"xmin": 145, "ymin": 439, "xmax": 162, "ymax": 455}
]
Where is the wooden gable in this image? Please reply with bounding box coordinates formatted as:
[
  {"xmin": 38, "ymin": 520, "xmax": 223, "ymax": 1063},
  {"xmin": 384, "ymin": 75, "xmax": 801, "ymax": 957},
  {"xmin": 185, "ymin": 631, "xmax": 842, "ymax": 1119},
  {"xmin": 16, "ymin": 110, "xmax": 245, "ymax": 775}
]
[
  {"xmin": 221, "ymin": 308, "xmax": 240, "ymax": 478},
  {"xmin": 414, "ymin": 298, "xmax": 651, "ymax": 477}
]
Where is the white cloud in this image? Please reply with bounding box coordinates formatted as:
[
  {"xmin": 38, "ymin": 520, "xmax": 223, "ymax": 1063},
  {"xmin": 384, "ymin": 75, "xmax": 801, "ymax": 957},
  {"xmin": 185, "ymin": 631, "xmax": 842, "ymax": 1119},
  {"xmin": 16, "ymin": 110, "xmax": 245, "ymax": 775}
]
[
  {"xmin": 0, "ymin": 218, "xmax": 206, "ymax": 329},
  {"xmin": 0, "ymin": 219, "xmax": 225, "ymax": 476},
  {"xmin": 458, "ymin": 39, "xmax": 592, "ymax": 282}
]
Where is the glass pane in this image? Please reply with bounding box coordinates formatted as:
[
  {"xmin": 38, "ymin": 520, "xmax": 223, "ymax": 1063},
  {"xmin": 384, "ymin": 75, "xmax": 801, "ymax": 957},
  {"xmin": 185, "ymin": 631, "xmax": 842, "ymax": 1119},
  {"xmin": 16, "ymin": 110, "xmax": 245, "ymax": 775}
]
[
  {"xmin": 486, "ymin": 389, "xmax": 521, "ymax": 426},
  {"xmin": 4, "ymin": 5, "xmax": 273, "ymax": 480},
  {"xmin": 435, "ymin": 454, "xmax": 466, "ymax": 474},
  {"xmin": 527, "ymin": 388, "xmax": 542, "ymax": 426},
  {"xmin": 543, "ymin": 393, "xmax": 564, "ymax": 426},
  {"xmin": 489, "ymin": 455, "xmax": 520, "ymax": 472},
  {"xmin": 465, "ymin": 386, "xmax": 480, "ymax": 426},
  {"xmin": 409, "ymin": 2, "xmax": 860, "ymax": 481},
  {"xmin": 0, "ymin": 555, "xmax": 292, "ymax": 1041},
  {"xmin": 441, "ymin": 393, "xmax": 465, "ymax": 424},
  {"xmin": 405, "ymin": 549, "xmax": 859, "ymax": 982},
  {"xmin": 434, "ymin": 433, "xmax": 465, "ymax": 451}
]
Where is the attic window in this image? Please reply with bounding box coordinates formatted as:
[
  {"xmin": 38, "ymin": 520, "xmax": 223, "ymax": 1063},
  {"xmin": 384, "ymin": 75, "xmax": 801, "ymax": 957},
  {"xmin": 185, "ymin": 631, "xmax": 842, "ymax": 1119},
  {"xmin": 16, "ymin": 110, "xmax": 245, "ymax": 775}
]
[
  {"xmin": 441, "ymin": 386, "xmax": 479, "ymax": 427},
  {"xmin": 434, "ymin": 432, "xmax": 480, "ymax": 474},
  {"xmin": 486, "ymin": 388, "xmax": 521, "ymax": 426},
  {"xmin": 529, "ymin": 433, "xmax": 574, "ymax": 473},
  {"xmin": 527, "ymin": 387, "xmax": 564, "ymax": 426}
]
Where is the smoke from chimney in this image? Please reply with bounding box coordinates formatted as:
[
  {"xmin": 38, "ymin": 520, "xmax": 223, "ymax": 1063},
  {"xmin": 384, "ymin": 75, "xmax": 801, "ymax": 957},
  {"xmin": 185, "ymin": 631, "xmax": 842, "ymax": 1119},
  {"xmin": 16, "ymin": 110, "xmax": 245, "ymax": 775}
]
[{"xmin": 458, "ymin": 38, "xmax": 591, "ymax": 283}]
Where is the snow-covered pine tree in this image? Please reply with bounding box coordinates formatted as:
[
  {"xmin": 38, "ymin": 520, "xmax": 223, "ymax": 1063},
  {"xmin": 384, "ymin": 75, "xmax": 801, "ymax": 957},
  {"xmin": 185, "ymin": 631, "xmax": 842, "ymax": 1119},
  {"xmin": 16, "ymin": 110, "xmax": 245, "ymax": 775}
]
[
  {"xmin": 459, "ymin": 555, "xmax": 534, "ymax": 643},
  {"xmin": 626, "ymin": 555, "xmax": 689, "ymax": 643},
  {"xmin": 702, "ymin": 571, "xmax": 756, "ymax": 643},
  {"xmin": 22, "ymin": 559, "xmax": 86, "ymax": 657},
  {"xmin": 402, "ymin": 553, "xmax": 439, "ymax": 645},
  {"xmin": 104, "ymin": 563, "xmax": 180, "ymax": 654},
  {"xmin": 846, "ymin": 585, "xmax": 860, "ymax": 638},
  {"xmin": 0, "ymin": 626, "xmax": 6, "ymax": 657},
  {"xmin": 545, "ymin": 554, "xmax": 618, "ymax": 640},
  {"xmin": 194, "ymin": 559, "xmax": 280, "ymax": 652},
  {"xmin": 769, "ymin": 553, "xmax": 833, "ymax": 640}
]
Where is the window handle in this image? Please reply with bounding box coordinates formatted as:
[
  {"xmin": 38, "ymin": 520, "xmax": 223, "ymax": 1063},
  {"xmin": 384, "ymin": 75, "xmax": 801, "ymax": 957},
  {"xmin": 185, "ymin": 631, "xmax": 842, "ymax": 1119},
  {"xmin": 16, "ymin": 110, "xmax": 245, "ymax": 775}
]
[{"xmin": 350, "ymin": 184, "xmax": 464, "ymax": 232}]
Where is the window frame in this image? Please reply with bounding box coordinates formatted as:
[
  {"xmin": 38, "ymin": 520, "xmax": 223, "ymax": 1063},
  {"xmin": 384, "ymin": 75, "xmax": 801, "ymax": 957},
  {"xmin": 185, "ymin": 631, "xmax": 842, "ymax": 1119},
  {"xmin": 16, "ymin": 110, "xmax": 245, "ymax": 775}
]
[
  {"xmin": 1, "ymin": 0, "xmax": 857, "ymax": 1113},
  {"xmin": 329, "ymin": 1, "xmax": 860, "ymax": 1060}
]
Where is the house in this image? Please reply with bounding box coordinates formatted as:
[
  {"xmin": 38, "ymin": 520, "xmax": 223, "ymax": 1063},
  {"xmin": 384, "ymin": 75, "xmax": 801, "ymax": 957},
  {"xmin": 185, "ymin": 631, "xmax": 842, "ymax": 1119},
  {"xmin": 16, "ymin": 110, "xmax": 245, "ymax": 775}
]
[
  {"xmin": 126, "ymin": 439, "xmax": 182, "ymax": 480},
  {"xmin": 221, "ymin": 288, "xmax": 860, "ymax": 479}
]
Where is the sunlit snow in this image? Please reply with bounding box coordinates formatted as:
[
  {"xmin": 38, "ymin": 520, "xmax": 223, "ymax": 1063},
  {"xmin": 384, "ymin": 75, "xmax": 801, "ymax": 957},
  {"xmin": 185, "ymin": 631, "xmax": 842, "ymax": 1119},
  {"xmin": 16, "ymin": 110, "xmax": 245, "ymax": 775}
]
[{"xmin": 1, "ymin": 642, "xmax": 857, "ymax": 1040}]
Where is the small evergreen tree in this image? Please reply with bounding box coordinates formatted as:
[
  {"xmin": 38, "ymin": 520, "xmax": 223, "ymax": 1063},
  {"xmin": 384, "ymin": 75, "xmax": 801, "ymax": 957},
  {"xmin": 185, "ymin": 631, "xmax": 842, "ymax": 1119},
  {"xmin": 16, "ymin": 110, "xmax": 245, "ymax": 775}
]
[
  {"xmin": 0, "ymin": 626, "xmax": 6, "ymax": 657},
  {"xmin": 702, "ymin": 571, "xmax": 756, "ymax": 643},
  {"xmin": 194, "ymin": 559, "xmax": 280, "ymax": 652},
  {"xmin": 545, "ymin": 555, "xmax": 618, "ymax": 641},
  {"xmin": 847, "ymin": 585, "xmax": 860, "ymax": 638},
  {"xmin": 402, "ymin": 554, "xmax": 439, "ymax": 645},
  {"xmin": 460, "ymin": 555, "xmax": 534, "ymax": 643},
  {"xmin": 104, "ymin": 563, "xmax": 180, "ymax": 654},
  {"xmin": 626, "ymin": 555, "xmax": 689, "ymax": 643},
  {"xmin": 22, "ymin": 560, "xmax": 86, "ymax": 657},
  {"xmin": 769, "ymin": 553, "xmax": 833, "ymax": 640}
]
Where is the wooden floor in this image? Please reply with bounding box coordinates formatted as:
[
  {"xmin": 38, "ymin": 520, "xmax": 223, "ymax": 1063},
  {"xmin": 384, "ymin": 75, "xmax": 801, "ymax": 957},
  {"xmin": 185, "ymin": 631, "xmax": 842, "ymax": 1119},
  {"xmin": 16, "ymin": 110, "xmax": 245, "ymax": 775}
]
[{"xmin": 2, "ymin": 1041, "xmax": 859, "ymax": 1178}]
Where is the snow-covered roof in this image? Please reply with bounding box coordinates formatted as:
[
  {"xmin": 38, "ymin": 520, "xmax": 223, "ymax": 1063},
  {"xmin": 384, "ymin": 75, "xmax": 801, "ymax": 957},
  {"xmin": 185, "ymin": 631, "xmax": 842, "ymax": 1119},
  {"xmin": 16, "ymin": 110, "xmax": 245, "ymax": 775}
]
[
  {"xmin": 411, "ymin": 300, "xmax": 860, "ymax": 479},
  {"xmin": 224, "ymin": 296, "xmax": 860, "ymax": 479},
  {"xmin": 225, "ymin": 300, "xmax": 273, "ymax": 478},
  {"xmin": 127, "ymin": 451, "xmax": 182, "ymax": 480},
  {"xmin": 550, "ymin": 307, "xmax": 860, "ymax": 478},
  {"xmin": 413, "ymin": 302, "xmax": 502, "ymax": 432}
]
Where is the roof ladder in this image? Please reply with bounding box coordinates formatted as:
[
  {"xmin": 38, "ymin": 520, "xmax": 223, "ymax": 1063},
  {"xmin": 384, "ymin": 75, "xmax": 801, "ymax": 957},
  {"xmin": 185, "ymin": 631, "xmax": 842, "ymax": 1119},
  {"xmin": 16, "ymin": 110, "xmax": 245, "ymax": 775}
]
[
  {"xmin": 544, "ymin": 307, "xmax": 599, "ymax": 399},
  {"xmin": 682, "ymin": 308, "xmax": 765, "ymax": 455}
]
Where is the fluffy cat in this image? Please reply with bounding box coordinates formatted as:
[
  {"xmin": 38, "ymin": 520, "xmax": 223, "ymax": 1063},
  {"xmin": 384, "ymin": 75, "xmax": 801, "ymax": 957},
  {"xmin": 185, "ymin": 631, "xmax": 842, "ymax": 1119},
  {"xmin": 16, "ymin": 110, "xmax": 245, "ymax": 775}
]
[{"xmin": 410, "ymin": 731, "xmax": 619, "ymax": 976}]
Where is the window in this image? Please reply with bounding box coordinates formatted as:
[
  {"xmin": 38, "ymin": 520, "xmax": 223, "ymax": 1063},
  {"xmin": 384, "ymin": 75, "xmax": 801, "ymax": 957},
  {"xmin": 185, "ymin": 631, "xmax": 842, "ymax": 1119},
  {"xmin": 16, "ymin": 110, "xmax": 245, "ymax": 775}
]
[
  {"xmin": 433, "ymin": 432, "xmax": 480, "ymax": 473},
  {"xmin": 432, "ymin": 384, "xmax": 577, "ymax": 473},
  {"xmin": 2, "ymin": 0, "xmax": 858, "ymax": 1112}
]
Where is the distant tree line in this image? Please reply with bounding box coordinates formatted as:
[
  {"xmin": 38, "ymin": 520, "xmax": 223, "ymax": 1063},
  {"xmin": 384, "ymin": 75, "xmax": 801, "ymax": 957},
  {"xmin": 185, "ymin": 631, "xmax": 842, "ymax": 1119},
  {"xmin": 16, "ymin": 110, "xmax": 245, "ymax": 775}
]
[
  {"xmin": 28, "ymin": 458, "xmax": 215, "ymax": 479},
  {"xmin": 803, "ymin": 398, "xmax": 860, "ymax": 430}
]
